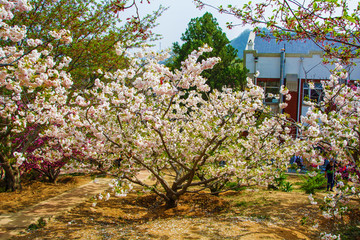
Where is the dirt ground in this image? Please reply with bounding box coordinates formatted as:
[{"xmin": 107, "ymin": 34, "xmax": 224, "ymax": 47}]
[
  {"xmin": 0, "ymin": 174, "xmax": 92, "ymax": 214},
  {"xmin": 2, "ymin": 174, "xmax": 360, "ymax": 240}
]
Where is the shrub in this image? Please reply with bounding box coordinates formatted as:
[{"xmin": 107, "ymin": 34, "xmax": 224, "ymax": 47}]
[
  {"xmin": 268, "ymin": 172, "xmax": 293, "ymax": 192},
  {"xmin": 281, "ymin": 181, "xmax": 293, "ymax": 192},
  {"xmin": 300, "ymin": 170, "xmax": 326, "ymax": 194},
  {"xmin": 28, "ymin": 217, "xmax": 46, "ymax": 231},
  {"xmin": 337, "ymin": 225, "xmax": 360, "ymax": 240},
  {"xmin": 225, "ymin": 182, "xmax": 247, "ymax": 192}
]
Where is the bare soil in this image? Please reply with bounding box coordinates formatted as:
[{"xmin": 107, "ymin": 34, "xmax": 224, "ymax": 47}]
[
  {"xmin": 0, "ymin": 174, "xmax": 92, "ymax": 214},
  {"xmin": 2, "ymin": 174, "xmax": 360, "ymax": 240}
]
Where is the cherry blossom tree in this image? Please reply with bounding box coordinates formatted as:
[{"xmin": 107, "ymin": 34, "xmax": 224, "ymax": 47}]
[
  {"xmin": 9, "ymin": 0, "xmax": 165, "ymax": 89},
  {"xmin": 0, "ymin": 0, "xmax": 165, "ymax": 191},
  {"xmin": 0, "ymin": 0, "xmax": 77, "ymax": 191},
  {"xmin": 194, "ymin": 0, "xmax": 360, "ymax": 65},
  {"xmin": 0, "ymin": 0, "xmax": 106, "ymax": 190},
  {"xmin": 84, "ymin": 44, "xmax": 298, "ymax": 208},
  {"xmin": 299, "ymin": 66, "xmax": 360, "ymax": 239},
  {"xmin": 193, "ymin": 1, "xmax": 360, "ymax": 237}
]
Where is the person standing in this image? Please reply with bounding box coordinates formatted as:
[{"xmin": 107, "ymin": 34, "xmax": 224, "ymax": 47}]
[{"xmin": 325, "ymin": 161, "xmax": 336, "ymax": 191}]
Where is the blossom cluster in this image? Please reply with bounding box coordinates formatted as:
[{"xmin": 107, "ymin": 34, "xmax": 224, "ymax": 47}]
[
  {"xmin": 3, "ymin": 3, "xmax": 358, "ymax": 239},
  {"xmin": 0, "ymin": 0, "xmax": 103, "ymax": 184},
  {"xmin": 78, "ymin": 42, "xmax": 298, "ymax": 206},
  {"xmin": 300, "ymin": 65, "xmax": 360, "ymax": 237}
]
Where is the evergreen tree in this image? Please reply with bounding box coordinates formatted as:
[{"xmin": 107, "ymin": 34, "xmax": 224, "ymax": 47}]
[{"xmin": 168, "ymin": 12, "xmax": 247, "ymax": 91}]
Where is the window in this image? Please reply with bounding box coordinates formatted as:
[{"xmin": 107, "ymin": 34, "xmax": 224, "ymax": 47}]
[
  {"xmin": 303, "ymin": 82, "xmax": 323, "ymax": 103},
  {"xmin": 258, "ymin": 81, "xmax": 280, "ymax": 103}
]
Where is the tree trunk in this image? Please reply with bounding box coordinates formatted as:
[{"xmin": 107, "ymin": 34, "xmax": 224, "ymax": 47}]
[
  {"xmin": 0, "ymin": 156, "xmax": 21, "ymax": 191},
  {"xmin": 46, "ymin": 172, "xmax": 58, "ymax": 184},
  {"xmin": 165, "ymin": 194, "xmax": 178, "ymax": 209}
]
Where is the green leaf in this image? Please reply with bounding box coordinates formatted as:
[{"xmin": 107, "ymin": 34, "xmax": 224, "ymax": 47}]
[{"xmin": 346, "ymin": 15, "xmax": 356, "ymax": 23}]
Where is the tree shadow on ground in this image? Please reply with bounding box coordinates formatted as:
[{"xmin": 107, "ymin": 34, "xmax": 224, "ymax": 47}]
[{"xmin": 11, "ymin": 189, "xmax": 360, "ymax": 240}]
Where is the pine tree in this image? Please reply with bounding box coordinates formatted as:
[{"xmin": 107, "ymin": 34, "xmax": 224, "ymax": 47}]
[{"xmin": 168, "ymin": 12, "xmax": 247, "ymax": 90}]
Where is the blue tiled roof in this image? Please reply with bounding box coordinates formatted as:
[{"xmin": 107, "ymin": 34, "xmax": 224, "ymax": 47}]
[{"xmin": 254, "ymin": 35, "xmax": 323, "ymax": 54}]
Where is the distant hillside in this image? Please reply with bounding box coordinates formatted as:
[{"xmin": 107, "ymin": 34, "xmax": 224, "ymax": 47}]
[{"xmin": 230, "ymin": 29, "xmax": 251, "ymax": 59}]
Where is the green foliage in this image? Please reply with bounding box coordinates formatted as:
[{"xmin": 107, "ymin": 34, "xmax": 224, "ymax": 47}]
[
  {"xmin": 9, "ymin": 0, "xmax": 164, "ymax": 88},
  {"xmin": 300, "ymin": 171, "xmax": 326, "ymax": 194},
  {"xmin": 225, "ymin": 182, "xmax": 247, "ymax": 191},
  {"xmin": 268, "ymin": 172, "xmax": 292, "ymax": 192},
  {"xmin": 281, "ymin": 181, "xmax": 293, "ymax": 192},
  {"xmin": 337, "ymin": 225, "xmax": 360, "ymax": 240},
  {"xmin": 234, "ymin": 200, "xmax": 248, "ymax": 207},
  {"xmin": 300, "ymin": 216, "xmax": 309, "ymax": 225},
  {"xmin": 167, "ymin": 12, "xmax": 248, "ymax": 91},
  {"xmin": 28, "ymin": 217, "xmax": 46, "ymax": 231},
  {"xmin": 193, "ymin": 175, "xmax": 200, "ymax": 181},
  {"xmin": 274, "ymin": 172, "xmax": 287, "ymax": 187},
  {"xmin": 289, "ymin": 163, "xmax": 298, "ymax": 170}
]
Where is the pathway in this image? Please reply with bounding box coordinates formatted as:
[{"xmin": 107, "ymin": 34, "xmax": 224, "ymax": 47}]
[{"xmin": 0, "ymin": 171, "xmax": 150, "ymax": 240}]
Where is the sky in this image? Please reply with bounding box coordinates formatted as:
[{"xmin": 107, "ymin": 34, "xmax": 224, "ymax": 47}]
[
  {"xmin": 124, "ymin": 0, "xmax": 247, "ymax": 50},
  {"xmin": 124, "ymin": 0, "xmax": 360, "ymax": 51}
]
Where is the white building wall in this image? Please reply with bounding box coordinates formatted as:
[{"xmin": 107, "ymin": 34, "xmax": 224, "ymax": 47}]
[
  {"xmin": 245, "ymin": 54, "xmax": 255, "ymax": 74},
  {"xmin": 246, "ymin": 52, "xmax": 359, "ymax": 81},
  {"xmin": 299, "ymin": 54, "xmax": 332, "ymax": 80},
  {"xmin": 257, "ymin": 57, "xmax": 281, "ymax": 78},
  {"xmin": 245, "ymin": 47, "xmax": 360, "ymax": 122},
  {"xmin": 346, "ymin": 60, "xmax": 360, "ymax": 81},
  {"xmin": 284, "ymin": 57, "xmax": 301, "ymax": 75}
]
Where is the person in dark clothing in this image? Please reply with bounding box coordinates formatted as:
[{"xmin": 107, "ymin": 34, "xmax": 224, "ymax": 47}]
[
  {"xmin": 295, "ymin": 156, "xmax": 303, "ymax": 169},
  {"xmin": 325, "ymin": 161, "xmax": 336, "ymax": 191}
]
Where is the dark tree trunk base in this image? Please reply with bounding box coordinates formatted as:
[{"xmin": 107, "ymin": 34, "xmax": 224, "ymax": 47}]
[
  {"xmin": 4, "ymin": 165, "xmax": 21, "ymax": 191},
  {"xmin": 165, "ymin": 196, "xmax": 178, "ymax": 209}
]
